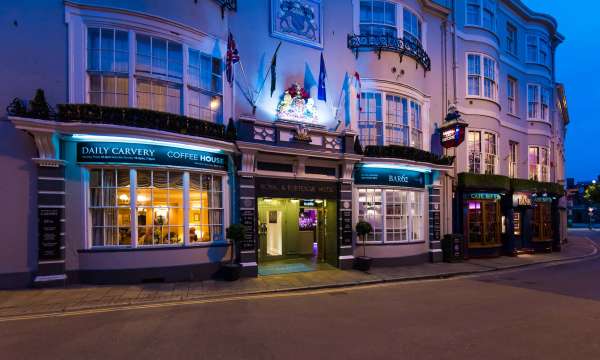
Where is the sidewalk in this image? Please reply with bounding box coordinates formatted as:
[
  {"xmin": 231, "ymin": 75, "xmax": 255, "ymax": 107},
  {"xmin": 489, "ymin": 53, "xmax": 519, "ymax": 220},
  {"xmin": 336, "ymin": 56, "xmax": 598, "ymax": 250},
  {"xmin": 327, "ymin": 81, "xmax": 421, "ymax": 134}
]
[{"xmin": 0, "ymin": 235, "xmax": 596, "ymax": 319}]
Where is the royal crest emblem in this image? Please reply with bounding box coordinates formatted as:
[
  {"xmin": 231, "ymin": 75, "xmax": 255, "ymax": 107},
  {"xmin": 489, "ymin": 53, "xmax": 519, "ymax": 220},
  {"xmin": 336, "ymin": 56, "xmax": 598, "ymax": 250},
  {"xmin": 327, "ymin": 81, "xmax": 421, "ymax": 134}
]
[
  {"xmin": 277, "ymin": 83, "xmax": 319, "ymax": 125},
  {"xmin": 271, "ymin": 0, "xmax": 322, "ymax": 49}
]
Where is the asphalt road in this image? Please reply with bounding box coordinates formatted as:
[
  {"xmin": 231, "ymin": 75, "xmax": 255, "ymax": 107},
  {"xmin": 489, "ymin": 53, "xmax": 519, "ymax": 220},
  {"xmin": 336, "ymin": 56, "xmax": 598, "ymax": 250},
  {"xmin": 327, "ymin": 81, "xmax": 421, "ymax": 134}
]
[{"xmin": 1, "ymin": 230, "xmax": 600, "ymax": 360}]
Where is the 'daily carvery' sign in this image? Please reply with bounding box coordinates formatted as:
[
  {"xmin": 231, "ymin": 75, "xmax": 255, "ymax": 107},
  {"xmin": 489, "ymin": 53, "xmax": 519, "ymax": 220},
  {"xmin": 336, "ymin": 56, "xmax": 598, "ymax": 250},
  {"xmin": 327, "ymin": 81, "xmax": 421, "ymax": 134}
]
[{"xmin": 76, "ymin": 141, "xmax": 227, "ymax": 171}]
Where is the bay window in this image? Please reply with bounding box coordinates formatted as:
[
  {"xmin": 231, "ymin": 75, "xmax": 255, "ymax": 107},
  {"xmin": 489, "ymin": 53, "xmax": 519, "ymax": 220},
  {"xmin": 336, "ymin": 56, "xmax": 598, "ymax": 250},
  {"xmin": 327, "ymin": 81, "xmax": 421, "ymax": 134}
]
[
  {"xmin": 359, "ymin": 91, "xmax": 423, "ymax": 149},
  {"xmin": 89, "ymin": 168, "xmax": 224, "ymax": 248},
  {"xmin": 528, "ymin": 146, "xmax": 549, "ymax": 182},
  {"xmin": 85, "ymin": 26, "xmax": 223, "ymax": 122},
  {"xmin": 507, "ymin": 77, "xmax": 517, "ymax": 115},
  {"xmin": 359, "ymin": 0, "xmax": 397, "ymax": 36},
  {"xmin": 527, "ymin": 35, "xmax": 550, "ymax": 66},
  {"xmin": 357, "ymin": 188, "xmax": 424, "ymax": 243},
  {"xmin": 468, "ymin": 130, "xmax": 497, "ymax": 174},
  {"xmin": 467, "ymin": 53, "xmax": 497, "ymax": 100},
  {"xmin": 403, "ymin": 9, "xmax": 422, "ymax": 45},
  {"xmin": 466, "ymin": 0, "xmax": 496, "ymax": 31},
  {"xmin": 528, "ymin": 84, "xmax": 549, "ymax": 121}
]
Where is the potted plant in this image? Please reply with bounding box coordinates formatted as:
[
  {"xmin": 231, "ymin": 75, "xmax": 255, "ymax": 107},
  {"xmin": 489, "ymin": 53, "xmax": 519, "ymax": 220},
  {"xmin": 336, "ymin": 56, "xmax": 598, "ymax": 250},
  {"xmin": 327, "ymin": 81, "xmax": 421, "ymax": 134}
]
[
  {"xmin": 222, "ymin": 224, "xmax": 246, "ymax": 281},
  {"xmin": 354, "ymin": 220, "xmax": 373, "ymax": 271}
]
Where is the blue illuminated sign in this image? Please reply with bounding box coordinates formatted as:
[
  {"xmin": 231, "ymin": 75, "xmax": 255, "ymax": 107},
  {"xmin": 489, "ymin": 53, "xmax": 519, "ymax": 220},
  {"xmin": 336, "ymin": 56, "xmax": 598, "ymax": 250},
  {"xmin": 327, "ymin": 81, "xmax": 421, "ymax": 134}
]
[
  {"xmin": 76, "ymin": 141, "xmax": 228, "ymax": 171},
  {"xmin": 354, "ymin": 165, "xmax": 425, "ymax": 188}
]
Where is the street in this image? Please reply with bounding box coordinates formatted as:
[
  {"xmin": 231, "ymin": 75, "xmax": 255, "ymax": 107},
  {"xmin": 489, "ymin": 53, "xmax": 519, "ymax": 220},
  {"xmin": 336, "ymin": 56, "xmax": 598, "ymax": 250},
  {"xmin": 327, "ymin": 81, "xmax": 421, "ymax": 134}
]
[{"xmin": 1, "ymin": 230, "xmax": 600, "ymax": 360}]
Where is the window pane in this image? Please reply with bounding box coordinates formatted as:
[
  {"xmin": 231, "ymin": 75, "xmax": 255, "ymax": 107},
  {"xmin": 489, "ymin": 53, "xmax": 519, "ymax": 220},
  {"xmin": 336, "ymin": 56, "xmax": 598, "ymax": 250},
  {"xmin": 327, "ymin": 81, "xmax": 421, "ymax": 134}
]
[
  {"xmin": 115, "ymin": 30, "xmax": 129, "ymax": 73},
  {"xmin": 136, "ymin": 34, "xmax": 151, "ymax": 73},
  {"xmin": 87, "ymin": 28, "xmax": 100, "ymax": 71},
  {"xmin": 100, "ymin": 29, "xmax": 114, "ymax": 72},
  {"xmin": 152, "ymin": 38, "xmax": 167, "ymax": 76},
  {"xmin": 168, "ymin": 42, "xmax": 183, "ymax": 79}
]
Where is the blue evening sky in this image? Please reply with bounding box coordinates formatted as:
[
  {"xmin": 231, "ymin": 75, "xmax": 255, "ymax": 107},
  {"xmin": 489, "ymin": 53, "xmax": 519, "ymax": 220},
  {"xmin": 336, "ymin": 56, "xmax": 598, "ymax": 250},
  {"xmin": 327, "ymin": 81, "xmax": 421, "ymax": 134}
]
[{"xmin": 525, "ymin": 0, "xmax": 600, "ymax": 182}]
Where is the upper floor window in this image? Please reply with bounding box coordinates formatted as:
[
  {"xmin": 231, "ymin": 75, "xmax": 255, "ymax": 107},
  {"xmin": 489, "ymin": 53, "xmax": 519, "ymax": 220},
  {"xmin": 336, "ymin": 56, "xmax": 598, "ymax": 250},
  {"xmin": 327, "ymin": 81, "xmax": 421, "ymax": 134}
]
[
  {"xmin": 466, "ymin": 0, "xmax": 496, "ymax": 32},
  {"xmin": 527, "ymin": 35, "xmax": 550, "ymax": 66},
  {"xmin": 528, "ymin": 146, "xmax": 549, "ymax": 182},
  {"xmin": 403, "ymin": 9, "xmax": 422, "ymax": 44},
  {"xmin": 528, "ymin": 84, "xmax": 550, "ymax": 121},
  {"xmin": 360, "ymin": 0, "xmax": 397, "ymax": 37},
  {"xmin": 359, "ymin": 91, "xmax": 423, "ymax": 149},
  {"xmin": 509, "ymin": 141, "xmax": 518, "ymax": 178},
  {"xmin": 507, "ymin": 77, "xmax": 517, "ymax": 115},
  {"xmin": 506, "ymin": 23, "xmax": 517, "ymax": 55},
  {"xmin": 467, "ymin": 54, "xmax": 497, "ymax": 100},
  {"xmin": 85, "ymin": 26, "xmax": 223, "ymax": 123},
  {"xmin": 468, "ymin": 130, "xmax": 497, "ymax": 175}
]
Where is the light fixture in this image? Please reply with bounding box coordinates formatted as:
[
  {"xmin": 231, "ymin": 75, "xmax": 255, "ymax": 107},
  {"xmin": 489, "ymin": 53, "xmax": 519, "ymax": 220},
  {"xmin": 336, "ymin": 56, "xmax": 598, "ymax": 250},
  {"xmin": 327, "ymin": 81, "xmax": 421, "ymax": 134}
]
[
  {"xmin": 314, "ymin": 199, "xmax": 323, "ymax": 204},
  {"xmin": 137, "ymin": 194, "xmax": 149, "ymax": 203},
  {"xmin": 118, "ymin": 193, "xmax": 129, "ymax": 202},
  {"xmin": 290, "ymin": 198, "xmax": 299, "ymax": 203},
  {"xmin": 264, "ymin": 198, "xmax": 272, "ymax": 203},
  {"xmin": 210, "ymin": 97, "xmax": 221, "ymax": 110}
]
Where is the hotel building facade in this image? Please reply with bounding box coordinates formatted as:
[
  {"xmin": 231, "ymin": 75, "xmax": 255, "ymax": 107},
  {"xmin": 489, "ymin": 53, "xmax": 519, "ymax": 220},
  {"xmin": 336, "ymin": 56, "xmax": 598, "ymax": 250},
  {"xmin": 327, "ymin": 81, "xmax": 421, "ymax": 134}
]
[{"xmin": 0, "ymin": 0, "xmax": 568, "ymax": 288}]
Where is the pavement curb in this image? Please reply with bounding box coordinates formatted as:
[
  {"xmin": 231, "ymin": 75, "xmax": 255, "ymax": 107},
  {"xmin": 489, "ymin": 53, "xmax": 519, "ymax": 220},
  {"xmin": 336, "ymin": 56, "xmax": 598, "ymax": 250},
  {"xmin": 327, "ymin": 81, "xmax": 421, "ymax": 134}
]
[{"xmin": 0, "ymin": 237, "xmax": 598, "ymax": 321}]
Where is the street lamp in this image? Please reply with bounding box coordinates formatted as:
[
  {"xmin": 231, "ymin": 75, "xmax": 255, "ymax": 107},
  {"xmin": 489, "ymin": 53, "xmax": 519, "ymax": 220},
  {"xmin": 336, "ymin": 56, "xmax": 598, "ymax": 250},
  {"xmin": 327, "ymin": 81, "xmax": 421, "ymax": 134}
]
[{"xmin": 589, "ymin": 207, "xmax": 595, "ymax": 230}]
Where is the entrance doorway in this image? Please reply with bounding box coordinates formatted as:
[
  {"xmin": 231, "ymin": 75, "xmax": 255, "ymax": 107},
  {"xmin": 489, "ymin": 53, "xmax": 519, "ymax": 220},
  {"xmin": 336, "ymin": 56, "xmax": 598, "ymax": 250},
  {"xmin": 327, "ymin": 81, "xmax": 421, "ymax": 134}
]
[{"xmin": 257, "ymin": 198, "xmax": 337, "ymax": 275}]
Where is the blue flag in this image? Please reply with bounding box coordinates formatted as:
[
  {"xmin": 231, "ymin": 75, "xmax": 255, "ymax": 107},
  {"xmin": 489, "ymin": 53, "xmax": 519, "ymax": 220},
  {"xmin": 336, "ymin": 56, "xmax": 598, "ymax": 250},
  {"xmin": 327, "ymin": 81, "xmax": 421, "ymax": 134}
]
[{"xmin": 318, "ymin": 52, "xmax": 327, "ymax": 101}]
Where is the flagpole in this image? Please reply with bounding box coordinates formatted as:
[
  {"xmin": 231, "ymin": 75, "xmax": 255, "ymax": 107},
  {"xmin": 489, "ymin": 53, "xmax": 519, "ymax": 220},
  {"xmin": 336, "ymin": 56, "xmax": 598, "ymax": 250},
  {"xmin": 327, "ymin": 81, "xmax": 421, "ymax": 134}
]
[
  {"xmin": 255, "ymin": 41, "xmax": 282, "ymax": 101},
  {"xmin": 237, "ymin": 60, "xmax": 257, "ymax": 113}
]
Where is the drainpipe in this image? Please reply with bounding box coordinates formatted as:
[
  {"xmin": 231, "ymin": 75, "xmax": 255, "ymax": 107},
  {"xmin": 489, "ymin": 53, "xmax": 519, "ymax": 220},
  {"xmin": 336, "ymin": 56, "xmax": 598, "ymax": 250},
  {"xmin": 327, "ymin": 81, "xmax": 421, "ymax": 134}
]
[{"xmin": 451, "ymin": 0, "xmax": 458, "ymax": 105}]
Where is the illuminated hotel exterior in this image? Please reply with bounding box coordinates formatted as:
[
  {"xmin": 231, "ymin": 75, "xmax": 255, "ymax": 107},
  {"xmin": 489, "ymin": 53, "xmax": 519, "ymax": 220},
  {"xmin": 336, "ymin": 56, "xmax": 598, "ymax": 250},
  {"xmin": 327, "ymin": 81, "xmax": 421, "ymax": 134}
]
[{"xmin": 0, "ymin": 0, "xmax": 568, "ymax": 288}]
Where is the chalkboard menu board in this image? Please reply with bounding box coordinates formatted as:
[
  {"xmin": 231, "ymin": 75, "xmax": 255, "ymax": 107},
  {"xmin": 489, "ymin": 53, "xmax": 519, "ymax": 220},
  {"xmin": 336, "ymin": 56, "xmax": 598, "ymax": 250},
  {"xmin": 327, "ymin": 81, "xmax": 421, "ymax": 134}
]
[
  {"xmin": 38, "ymin": 208, "xmax": 61, "ymax": 260},
  {"xmin": 240, "ymin": 210, "xmax": 256, "ymax": 251},
  {"xmin": 341, "ymin": 204, "xmax": 353, "ymax": 246}
]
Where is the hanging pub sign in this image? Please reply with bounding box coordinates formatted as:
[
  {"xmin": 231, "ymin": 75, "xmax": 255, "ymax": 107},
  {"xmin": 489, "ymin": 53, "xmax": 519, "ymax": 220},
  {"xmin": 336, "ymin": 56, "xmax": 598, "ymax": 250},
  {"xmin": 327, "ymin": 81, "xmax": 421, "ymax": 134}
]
[
  {"xmin": 441, "ymin": 123, "xmax": 467, "ymax": 148},
  {"xmin": 76, "ymin": 141, "xmax": 228, "ymax": 171},
  {"xmin": 354, "ymin": 165, "xmax": 426, "ymax": 188},
  {"xmin": 513, "ymin": 193, "xmax": 533, "ymax": 207}
]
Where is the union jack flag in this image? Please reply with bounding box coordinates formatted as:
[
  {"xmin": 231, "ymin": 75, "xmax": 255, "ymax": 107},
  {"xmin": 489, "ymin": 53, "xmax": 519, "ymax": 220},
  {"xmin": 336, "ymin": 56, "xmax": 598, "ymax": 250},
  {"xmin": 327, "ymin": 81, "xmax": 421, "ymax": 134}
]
[{"xmin": 226, "ymin": 32, "xmax": 239, "ymax": 84}]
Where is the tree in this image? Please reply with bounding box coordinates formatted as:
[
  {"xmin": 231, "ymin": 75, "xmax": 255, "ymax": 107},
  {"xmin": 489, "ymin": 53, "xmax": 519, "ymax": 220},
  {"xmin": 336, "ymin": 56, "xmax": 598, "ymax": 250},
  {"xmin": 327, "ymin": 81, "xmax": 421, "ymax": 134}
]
[{"xmin": 584, "ymin": 182, "xmax": 600, "ymax": 205}]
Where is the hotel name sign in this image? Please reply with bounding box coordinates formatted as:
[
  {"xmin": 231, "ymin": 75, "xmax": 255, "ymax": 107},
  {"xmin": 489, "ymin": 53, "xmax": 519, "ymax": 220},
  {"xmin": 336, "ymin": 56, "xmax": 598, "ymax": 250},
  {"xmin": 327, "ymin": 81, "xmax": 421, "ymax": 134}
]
[
  {"xmin": 354, "ymin": 166, "xmax": 425, "ymax": 188},
  {"xmin": 76, "ymin": 142, "xmax": 227, "ymax": 171}
]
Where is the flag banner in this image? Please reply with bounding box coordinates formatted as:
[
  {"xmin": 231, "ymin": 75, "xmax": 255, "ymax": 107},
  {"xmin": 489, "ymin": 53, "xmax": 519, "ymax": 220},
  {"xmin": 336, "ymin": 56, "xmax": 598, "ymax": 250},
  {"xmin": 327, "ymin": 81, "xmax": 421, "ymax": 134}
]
[
  {"xmin": 226, "ymin": 32, "xmax": 240, "ymax": 85},
  {"xmin": 354, "ymin": 71, "xmax": 362, "ymax": 111},
  {"xmin": 318, "ymin": 52, "xmax": 327, "ymax": 101},
  {"xmin": 270, "ymin": 43, "xmax": 282, "ymax": 97}
]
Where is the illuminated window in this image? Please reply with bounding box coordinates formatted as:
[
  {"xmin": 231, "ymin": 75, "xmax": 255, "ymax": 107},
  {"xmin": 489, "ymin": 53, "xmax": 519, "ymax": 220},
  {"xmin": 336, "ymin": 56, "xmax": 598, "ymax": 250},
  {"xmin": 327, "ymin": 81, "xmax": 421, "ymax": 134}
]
[
  {"xmin": 187, "ymin": 50, "xmax": 223, "ymax": 123},
  {"xmin": 468, "ymin": 130, "xmax": 496, "ymax": 174},
  {"xmin": 189, "ymin": 173, "xmax": 224, "ymax": 243},
  {"xmin": 528, "ymin": 146, "xmax": 549, "ymax": 182},
  {"xmin": 89, "ymin": 169, "xmax": 132, "ymax": 246},
  {"xmin": 357, "ymin": 188, "xmax": 423, "ymax": 243}
]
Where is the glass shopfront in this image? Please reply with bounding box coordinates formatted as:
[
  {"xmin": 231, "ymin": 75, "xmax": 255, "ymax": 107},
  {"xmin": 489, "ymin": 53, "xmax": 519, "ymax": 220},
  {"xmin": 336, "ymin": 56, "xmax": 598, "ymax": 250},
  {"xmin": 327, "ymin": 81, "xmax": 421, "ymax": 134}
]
[
  {"xmin": 532, "ymin": 197, "xmax": 553, "ymax": 242},
  {"xmin": 89, "ymin": 167, "xmax": 224, "ymax": 247},
  {"xmin": 464, "ymin": 193, "xmax": 502, "ymax": 249}
]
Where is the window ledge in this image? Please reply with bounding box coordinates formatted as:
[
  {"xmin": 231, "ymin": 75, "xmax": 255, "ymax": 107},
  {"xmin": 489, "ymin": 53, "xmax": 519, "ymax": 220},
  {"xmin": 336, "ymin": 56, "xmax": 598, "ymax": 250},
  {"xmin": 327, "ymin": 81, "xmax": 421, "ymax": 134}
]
[
  {"xmin": 527, "ymin": 118, "xmax": 552, "ymax": 126},
  {"xmin": 507, "ymin": 113, "xmax": 521, "ymax": 120},
  {"xmin": 465, "ymin": 96, "xmax": 501, "ymax": 110},
  {"xmin": 463, "ymin": 25, "xmax": 500, "ymax": 42},
  {"xmin": 79, "ymin": 241, "xmax": 229, "ymax": 253}
]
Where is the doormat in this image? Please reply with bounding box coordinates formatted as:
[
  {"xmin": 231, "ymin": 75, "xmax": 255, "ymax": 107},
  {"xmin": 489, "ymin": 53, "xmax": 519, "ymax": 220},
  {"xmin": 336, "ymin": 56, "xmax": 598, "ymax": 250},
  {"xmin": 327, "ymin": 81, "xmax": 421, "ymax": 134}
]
[{"xmin": 258, "ymin": 263, "xmax": 316, "ymax": 276}]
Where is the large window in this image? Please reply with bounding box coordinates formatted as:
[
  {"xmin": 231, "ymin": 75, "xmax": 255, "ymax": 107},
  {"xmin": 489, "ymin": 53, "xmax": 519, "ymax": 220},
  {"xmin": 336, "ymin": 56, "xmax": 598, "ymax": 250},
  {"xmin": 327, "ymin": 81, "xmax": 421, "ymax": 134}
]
[
  {"xmin": 507, "ymin": 77, "xmax": 517, "ymax": 115},
  {"xmin": 506, "ymin": 22, "xmax": 517, "ymax": 55},
  {"xmin": 509, "ymin": 141, "xmax": 518, "ymax": 178},
  {"xmin": 359, "ymin": 0, "xmax": 397, "ymax": 36},
  {"xmin": 466, "ymin": 0, "xmax": 496, "ymax": 32},
  {"xmin": 85, "ymin": 26, "xmax": 223, "ymax": 122},
  {"xmin": 88, "ymin": 168, "xmax": 224, "ymax": 248},
  {"xmin": 527, "ymin": 35, "xmax": 550, "ymax": 66},
  {"xmin": 467, "ymin": 54, "xmax": 497, "ymax": 100},
  {"xmin": 528, "ymin": 84, "xmax": 550, "ymax": 121},
  {"xmin": 87, "ymin": 28, "xmax": 129, "ymax": 107},
  {"xmin": 528, "ymin": 146, "xmax": 549, "ymax": 182},
  {"xmin": 466, "ymin": 199, "xmax": 500, "ymax": 247},
  {"xmin": 359, "ymin": 91, "xmax": 423, "ymax": 148},
  {"xmin": 357, "ymin": 188, "xmax": 424, "ymax": 243},
  {"xmin": 403, "ymin": 8, "xmax": 422, "ymax": 44},
  {"xmin": 468, "ymin": 130, "xmax": 497, "ymax": 174}
]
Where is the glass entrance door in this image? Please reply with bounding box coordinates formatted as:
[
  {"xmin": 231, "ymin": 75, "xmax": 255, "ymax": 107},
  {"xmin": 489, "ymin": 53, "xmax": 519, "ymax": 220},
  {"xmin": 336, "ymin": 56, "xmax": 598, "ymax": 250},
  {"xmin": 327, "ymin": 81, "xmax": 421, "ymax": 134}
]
[
  {"xmin": 466, "ymin": 200, "xmax": 501, "ymax": 248},
  {"xmin": 533, "ymin": 203, "xmax": 553, "ymax": 241}
]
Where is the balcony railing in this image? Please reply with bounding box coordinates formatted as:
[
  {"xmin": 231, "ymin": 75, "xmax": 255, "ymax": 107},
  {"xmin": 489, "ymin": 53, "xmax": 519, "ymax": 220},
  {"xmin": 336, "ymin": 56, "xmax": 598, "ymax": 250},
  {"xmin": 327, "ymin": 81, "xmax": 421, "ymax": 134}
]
[{"xmin": 347, "ymin": 33, "xmax": 431, "ymax": 72}]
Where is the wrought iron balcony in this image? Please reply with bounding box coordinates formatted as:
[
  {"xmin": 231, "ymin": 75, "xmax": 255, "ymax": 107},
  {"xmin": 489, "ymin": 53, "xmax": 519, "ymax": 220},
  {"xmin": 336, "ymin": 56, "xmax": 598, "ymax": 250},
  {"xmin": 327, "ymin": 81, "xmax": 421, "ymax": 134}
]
[
  {"xmin": 347, "ymin": 33, "xmax": 431, "ymax": 72},
  {"xmin": 213, "ymin": 0, "xmax": 236, "ymax": 11}
]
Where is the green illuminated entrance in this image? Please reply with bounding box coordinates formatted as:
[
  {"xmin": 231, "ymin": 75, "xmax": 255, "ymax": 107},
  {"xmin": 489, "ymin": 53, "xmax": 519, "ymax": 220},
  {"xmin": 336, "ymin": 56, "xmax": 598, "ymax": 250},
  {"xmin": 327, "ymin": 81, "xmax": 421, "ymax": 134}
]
[{"xmin": 257, "ymin": 198, "xmax": 338, "ymax": 275}]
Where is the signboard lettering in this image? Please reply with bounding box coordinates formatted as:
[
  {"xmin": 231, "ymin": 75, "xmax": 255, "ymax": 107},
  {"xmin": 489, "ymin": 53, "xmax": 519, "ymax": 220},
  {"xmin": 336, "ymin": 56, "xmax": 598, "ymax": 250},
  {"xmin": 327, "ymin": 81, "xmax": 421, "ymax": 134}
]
[
  {"xmin": 441, "ymin": 123, "xmax": 467, "ymax": 148},
  {"xmin": 77, "ymin": 142, "xmax": 228, "ymax": 171},
  {"xmin": 513, "ymin": 193, "xmax": 532, "ymax": 207},
  {"xmin": 354, "ymin": 166, "xmax": 426, "ymax": 188},
  {"xmin": 38, "ymin": 208, "xmax": 61, "ymax": 261},
  {"xmin": 255, "ymin": 178, "xmax": 338, "ymax": 199}
]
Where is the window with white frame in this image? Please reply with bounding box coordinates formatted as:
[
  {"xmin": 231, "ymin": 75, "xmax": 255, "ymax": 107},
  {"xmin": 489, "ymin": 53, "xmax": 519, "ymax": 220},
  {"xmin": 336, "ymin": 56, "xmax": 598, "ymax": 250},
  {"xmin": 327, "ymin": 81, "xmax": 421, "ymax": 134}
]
[
  {"xmin": 359, "ymin": 0, "xmax": 397, "ymax": 36},
  {"xmin": 506, "ymin": 22, "xmax": 517, "ymax": 55},
  {"xmin": 466, "ymin": 0, "xmax": 496, "ymax": 31},
  {"xmin": 88, "ymin": 168, "xmax": 224, "ymax": 248},
  {"xmin": 467, "ymin": 54, "xmax": 497, "ymax": 100},
  {"xmin": 87, "ymin": 28, "xmax": 129, "ymax": 107},
  {"xmin": 507, "ymin": 77, "xmax": 517, "ymax": 115},
  {"xmin": 526, "ymin": 35, "xmax": 550, "ymax": 66},
  {"xmin": 403, "ymin": 8, "xmax": 422, "ymax": 44},
  {"xmin": 528, "ymin": 84, "xmax": 549, "ymax": 121},
  {"xmin": 85, "ymin": 26, "xmax": 223, "ymax": 122},
  {"xmin": 509, "ymin": 141, "xmax": 518, "ymax": 178},
  {"xmin": 468, "ymin": 130, "xmax": 497, "ymax": 174},
  {"xmin": 357, "ymin": 188, "xmax": 424, "ymax": 243},
  {"xmin": 528, "ymin": 146, "xmax": 549, "ymax": 182},
  {"xmin": 359, "ymin": 91, "xmax": 423, "ymax": 148}
]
